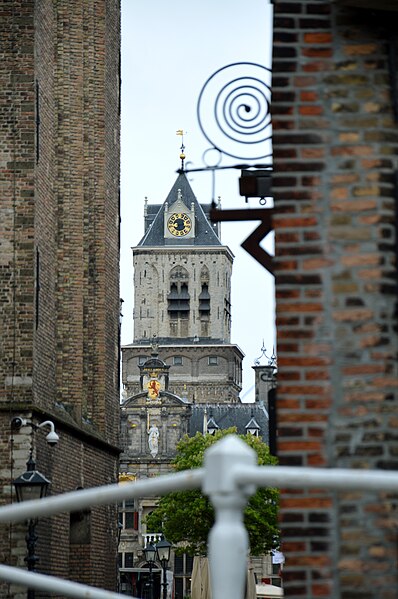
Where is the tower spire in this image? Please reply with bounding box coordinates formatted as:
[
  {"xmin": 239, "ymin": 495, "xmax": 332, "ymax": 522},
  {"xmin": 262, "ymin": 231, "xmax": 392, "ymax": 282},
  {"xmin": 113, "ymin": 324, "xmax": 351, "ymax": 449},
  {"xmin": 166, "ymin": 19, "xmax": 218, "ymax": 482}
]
[{"xmin": 176, "ymin": 129, "xmax": 186, "ymax": 170}]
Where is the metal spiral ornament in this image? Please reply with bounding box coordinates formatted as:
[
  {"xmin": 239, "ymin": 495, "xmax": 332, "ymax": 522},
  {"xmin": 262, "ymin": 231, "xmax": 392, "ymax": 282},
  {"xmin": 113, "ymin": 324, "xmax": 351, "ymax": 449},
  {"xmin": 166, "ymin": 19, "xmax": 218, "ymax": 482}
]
[{"xmin": 197, "ymin": 62, "xmax": 272, "ymax": 162}]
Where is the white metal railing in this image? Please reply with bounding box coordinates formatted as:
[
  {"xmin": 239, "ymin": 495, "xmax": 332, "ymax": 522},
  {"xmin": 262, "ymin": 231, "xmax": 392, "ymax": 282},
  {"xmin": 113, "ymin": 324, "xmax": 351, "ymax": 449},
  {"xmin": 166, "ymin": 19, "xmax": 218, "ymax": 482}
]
[
  {"xmin": 143, "ymin": 532, "xmax": 163, "ymax": 546},
  {"xmin": 1, "ymin": 434, "xmax": 398, "ymax": 599}
]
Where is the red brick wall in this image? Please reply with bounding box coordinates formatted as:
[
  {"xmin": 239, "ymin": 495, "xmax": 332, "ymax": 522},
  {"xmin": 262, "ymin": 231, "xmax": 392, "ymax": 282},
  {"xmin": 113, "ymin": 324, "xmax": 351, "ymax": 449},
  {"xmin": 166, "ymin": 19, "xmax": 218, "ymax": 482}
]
[
  {"xmin": 272, "ymin": 1, "xmax": 398, "ymax": 597},
  {"xmin": 0, "ymin": 0, "xmax": 121, "ymax": 594}
]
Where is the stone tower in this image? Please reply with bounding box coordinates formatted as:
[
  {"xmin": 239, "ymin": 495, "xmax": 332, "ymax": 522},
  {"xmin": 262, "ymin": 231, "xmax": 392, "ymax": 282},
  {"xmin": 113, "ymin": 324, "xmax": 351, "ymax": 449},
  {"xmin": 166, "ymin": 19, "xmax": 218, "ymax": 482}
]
[
  {"xmin": 0, "ymin": 1, "xmax": 120, "ymax": 594},
  {"xmin": 122, "ymin": 172, "xmax": 243, "ymax": 403}
]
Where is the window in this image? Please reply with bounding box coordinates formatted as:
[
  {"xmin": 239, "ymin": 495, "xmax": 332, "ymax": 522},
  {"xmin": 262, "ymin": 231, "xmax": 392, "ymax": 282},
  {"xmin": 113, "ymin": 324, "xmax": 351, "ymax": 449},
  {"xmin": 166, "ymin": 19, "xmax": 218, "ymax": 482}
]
[
  {"xmin": 173, "ymin": 356, "xmax": 183, "ymax": 365},
  {"xmin": 199, "ymin": 283, "xmax": 210, "ymax": 315},
  {"xmin": 118, "ymin": 552, "xmax": 134, "ymax": 569},
  {"xmin": 119, "ymin": 500, "xmax": 139, "ymax": 530},
  {"xmin": 168, "ymin": 267, "xmax": 190, "ymax": 320},
  {"xmin": 70, "ymin": 509, "xmax": 91, "ymax": 544},
  {"xmin": 208, "ymin": 356, "xmax": 218, "ymax": 366},
  {"xmin": 125, "ymin": 552, "xmax": 134, "ymax": 568},
  {"xmin": 168, "ymin": 282, "xmax": 190, "ymax": 316},
  {"xmin": 174, "ymin": 553, "xmax": 193, "ymax": 599},
  {"xmin": 138, "ymin": 356, "xmax": 147, "ymax": 365},
  {"xmin": 125, "ymin": 512, "xmax": 135, "ymax": 529}
]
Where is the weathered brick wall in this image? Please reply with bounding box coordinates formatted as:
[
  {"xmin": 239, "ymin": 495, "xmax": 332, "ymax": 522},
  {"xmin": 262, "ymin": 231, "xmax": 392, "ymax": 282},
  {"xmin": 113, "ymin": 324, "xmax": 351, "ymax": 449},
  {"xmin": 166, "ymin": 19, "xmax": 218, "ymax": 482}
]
[
  {"xmin": 1, "ymin": 0, "xmax": 120, "ymax": 437},
  {"xmin": 272, "ymin": 1, "xmax": 398, "ymax": 597},
  {"xmin": 0, "ymin": 1, "xmax": 36, "ymax": 407},
  {"xmin": 1, "ymin": 0, "xmax": 121, "ymax": 594},
  {"xmin": 40, "ymin": 0, "xmax": 120, "ymax": 443}
]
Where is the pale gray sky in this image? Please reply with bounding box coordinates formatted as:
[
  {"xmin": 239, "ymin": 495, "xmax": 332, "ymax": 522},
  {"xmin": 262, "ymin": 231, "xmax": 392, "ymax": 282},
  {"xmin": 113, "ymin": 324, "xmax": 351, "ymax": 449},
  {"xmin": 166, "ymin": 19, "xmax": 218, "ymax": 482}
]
[{"xmin": 120, "ymin": 0, "xmax": 275, "ymax": 400}]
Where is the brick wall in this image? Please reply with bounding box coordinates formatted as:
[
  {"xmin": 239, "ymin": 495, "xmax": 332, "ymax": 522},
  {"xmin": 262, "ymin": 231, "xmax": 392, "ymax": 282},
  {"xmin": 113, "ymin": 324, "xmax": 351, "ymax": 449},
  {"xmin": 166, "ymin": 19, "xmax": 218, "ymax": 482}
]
[
  {"xmin": 0, "ymin": 0, "xmax": 121, "ymax": 594},
  {"xmin": 272, "ymin": 1, "xmax": 398, "ymax": 597},
  {"xmin": 34, "ymin": 0, "xmax": 121, "ymax": 444},
  {"xmin": 8, "ymin": 429, "xmax": 119, "ymax": 597},
  {"xmin": 0, "ymin": 0, "xmax": 36, "ymax": 407}
]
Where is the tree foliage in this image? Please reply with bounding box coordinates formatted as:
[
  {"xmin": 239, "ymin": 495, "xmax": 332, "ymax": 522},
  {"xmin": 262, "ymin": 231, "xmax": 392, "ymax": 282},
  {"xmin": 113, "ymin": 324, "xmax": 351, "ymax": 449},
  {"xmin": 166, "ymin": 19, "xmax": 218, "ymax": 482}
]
[{"xmin": 146, "ymin": 429, "xmax": 279, "ymax": 556}]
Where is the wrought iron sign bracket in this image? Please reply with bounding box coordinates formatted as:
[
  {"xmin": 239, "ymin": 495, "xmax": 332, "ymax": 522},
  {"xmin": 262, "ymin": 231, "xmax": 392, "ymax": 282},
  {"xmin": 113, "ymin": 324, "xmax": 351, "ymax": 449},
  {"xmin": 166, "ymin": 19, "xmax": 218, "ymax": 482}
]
[
  {"xmin": 209, "ymin": 207, "xmax": 274, "ymax": 276},
  {"xmin": 177, "ymin": 61, "xmax": 275, "ymax": 276}
]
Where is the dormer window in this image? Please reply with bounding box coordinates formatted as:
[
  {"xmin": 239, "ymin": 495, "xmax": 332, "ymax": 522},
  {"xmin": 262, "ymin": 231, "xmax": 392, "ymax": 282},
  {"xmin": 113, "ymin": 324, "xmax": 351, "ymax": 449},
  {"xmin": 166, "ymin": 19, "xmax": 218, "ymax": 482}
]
[
  {"xmin": 206, "ymin": 416, "xmax": 219, "ymax": 436},
  {"xmin": 245, "ymin": 415, "xmax": 260, "ymax": 437}
]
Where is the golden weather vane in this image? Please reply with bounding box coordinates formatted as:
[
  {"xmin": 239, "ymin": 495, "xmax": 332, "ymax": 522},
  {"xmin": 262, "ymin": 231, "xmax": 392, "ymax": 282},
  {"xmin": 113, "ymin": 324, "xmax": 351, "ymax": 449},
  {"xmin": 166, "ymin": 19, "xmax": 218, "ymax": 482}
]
[{"xmin": 176, "ymin": 129, "xmax": 186, "ymax": 170}]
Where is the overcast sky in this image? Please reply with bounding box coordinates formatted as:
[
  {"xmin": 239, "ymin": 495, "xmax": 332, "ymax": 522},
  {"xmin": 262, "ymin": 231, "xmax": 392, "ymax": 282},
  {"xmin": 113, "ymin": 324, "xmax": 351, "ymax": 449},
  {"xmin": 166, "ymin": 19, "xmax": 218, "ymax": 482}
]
[{"xmin": 120, "ymin": 0, "xmax": 275, "ymax": 401}]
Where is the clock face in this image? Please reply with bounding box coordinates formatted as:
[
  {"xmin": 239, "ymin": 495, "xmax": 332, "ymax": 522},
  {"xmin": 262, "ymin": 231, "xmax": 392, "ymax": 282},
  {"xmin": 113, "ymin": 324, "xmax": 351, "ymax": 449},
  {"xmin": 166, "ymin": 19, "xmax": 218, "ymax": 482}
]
[{"xmin": 167, "ymin": 213, "xmax": 192, "ymax": 237}]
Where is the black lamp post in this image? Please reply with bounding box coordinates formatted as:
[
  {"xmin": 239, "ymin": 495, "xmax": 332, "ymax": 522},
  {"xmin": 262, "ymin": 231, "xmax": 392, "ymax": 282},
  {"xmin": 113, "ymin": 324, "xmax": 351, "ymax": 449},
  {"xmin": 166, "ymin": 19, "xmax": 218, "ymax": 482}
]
[
  {"xmin": 13, "ymin": 451, "xmax": 50, "ymax": 599},
  {"xmin": 144, "ymin": 540, "xmax": 157, "ymax": 599},
  {"xmin": 156, "ymin": 537, "xmax": 172, "ymax": 599}
]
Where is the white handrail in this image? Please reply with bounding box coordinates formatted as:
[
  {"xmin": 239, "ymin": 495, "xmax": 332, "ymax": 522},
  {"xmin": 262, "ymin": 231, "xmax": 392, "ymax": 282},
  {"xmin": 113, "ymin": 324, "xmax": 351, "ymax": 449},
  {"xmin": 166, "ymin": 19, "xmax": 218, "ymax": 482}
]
[
  {"xmin": 0, "ymin": 565, "xmax": 128, "ymax": 599},
  {"xmin": 0, "ymin": 467, "xmax": 204, "ymax": 523},
  {"xmin": 235, "ymin": 464, "xmax": 398, "ymax": 492},
  {"xmin": 1, "ymin": 434, "xmax": 397, "ymax": 599}
]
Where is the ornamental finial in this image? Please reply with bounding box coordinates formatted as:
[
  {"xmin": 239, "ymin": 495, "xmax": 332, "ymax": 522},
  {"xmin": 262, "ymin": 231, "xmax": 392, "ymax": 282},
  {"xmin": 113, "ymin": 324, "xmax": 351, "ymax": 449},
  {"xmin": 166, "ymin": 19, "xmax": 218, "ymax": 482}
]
[{"xmin": 176, "ymin": 129, "xmax": 186, "ymax": 170}]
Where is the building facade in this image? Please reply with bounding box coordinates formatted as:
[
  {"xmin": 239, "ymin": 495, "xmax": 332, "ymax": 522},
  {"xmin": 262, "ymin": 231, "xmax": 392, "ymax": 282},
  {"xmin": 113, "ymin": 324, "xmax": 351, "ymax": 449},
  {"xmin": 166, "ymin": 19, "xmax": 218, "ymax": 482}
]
[
  {"xmin": 1, "ymin": 0, "xmax": 121, "ymax": 594},
  {"xmin": 122, "ymin": 172, "xmax": 244, "ymax": 404},
  {"xmin": 119, "ymin": 173, "xmax": 277, "ymax": 597},
  {"xmin": 271, "ymin": 1, "xmax": 398, "ymax": 597}
]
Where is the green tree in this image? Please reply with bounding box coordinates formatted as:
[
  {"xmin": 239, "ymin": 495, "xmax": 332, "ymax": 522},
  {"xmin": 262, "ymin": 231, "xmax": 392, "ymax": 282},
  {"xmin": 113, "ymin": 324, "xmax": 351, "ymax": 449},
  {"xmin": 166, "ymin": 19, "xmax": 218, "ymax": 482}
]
[{"xmin": 146, "ymin": 429, "xmax": 279, "ymax": 556}]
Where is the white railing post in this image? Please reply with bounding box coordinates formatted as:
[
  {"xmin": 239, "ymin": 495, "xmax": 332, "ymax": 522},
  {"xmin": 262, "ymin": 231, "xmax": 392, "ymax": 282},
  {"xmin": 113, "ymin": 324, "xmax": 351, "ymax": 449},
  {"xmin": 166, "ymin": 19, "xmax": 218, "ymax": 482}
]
[
  {"xmin": 203, "ymin": 435, "xmax": 257, "ymax": 599},
  {"xmin": 1, "ymin": 433, "xmax": 397, "ymax": 598}
]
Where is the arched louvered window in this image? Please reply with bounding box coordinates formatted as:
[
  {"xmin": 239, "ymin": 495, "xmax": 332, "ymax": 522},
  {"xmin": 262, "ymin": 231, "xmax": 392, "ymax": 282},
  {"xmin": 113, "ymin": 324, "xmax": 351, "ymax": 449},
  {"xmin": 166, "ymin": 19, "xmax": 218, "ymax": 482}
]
[{"xmin": 168, "ymin": 267, "xmax": 190, "ymax": 317}]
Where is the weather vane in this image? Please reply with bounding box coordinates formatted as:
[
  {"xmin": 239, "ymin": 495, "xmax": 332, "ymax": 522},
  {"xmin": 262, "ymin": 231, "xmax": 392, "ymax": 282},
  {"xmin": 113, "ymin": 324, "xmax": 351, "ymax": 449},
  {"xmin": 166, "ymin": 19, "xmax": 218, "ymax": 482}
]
[{"xmin": 176, "ymin": 129, "xmax": 186, "ymax": 170}]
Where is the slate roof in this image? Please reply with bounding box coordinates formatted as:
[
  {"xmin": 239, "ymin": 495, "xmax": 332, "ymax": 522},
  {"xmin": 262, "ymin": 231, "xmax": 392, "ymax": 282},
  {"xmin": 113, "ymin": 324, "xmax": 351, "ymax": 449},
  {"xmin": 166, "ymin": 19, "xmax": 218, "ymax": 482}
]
[
  {"xmin": 189, "ymin": 403, "xmax": 269, "ymax": 443},
  {"xmin": 138, "ymin": 172, "xmax": 221, "ymax": 247}
]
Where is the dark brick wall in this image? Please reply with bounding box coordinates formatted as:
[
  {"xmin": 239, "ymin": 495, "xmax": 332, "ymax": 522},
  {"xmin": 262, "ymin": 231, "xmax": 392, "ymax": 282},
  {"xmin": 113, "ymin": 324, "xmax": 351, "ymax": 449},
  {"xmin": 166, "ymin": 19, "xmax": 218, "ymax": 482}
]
[
  {"xmin": 0, "ymin": 0, "xmax": 120, "ymax": 594},
  {"xmin": 35, "ymin": 431, "xmax": 119, "ymax": 595},
  {"xmin": 33, "ymin": 0, "xmax": 121, "ymax": 444},
  {"xmin": 0, "ymin": 0, "xmax": 36, "ymax": 407},
  {"xmin": 272, "ymin": 1, "xmax": 398, "ymax": 597}
]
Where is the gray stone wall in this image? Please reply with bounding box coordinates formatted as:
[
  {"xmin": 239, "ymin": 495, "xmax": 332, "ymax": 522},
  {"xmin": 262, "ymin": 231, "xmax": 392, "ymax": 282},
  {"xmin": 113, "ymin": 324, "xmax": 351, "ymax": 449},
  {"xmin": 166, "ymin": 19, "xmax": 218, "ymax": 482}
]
[
  {"xmin": 132, "ymin": 247, "xmax": 233, "ymax": 342},
  {"xmin": 122, "ymin": 344, "xmax": 243, "ymax": 403}
]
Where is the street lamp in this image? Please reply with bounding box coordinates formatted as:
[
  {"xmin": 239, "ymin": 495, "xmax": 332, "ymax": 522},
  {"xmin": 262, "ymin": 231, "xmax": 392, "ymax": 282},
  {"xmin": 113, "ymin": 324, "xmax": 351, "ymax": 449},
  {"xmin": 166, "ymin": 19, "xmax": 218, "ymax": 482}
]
[
  {"xmin": 156, "ymin": 537, "xmax": 172, "ymax": 599},
  {"xmin": 143, "ymin": 541, "xmax": 157, "ymax": 599},
  {"xmin": 13, "ymin": 451, "xmax": 50, "ymax": 599}
]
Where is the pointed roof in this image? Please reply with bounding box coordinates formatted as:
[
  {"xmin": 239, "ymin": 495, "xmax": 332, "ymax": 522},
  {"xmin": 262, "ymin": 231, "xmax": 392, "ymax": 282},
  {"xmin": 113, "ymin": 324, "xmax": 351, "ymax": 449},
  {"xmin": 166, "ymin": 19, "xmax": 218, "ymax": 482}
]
[
  {"xmin": 137, "ymin": 172, "xmax": 221, "ymax": 247},
  {"xmin": 206, "ymin": 415, "xmax": 219, "ymax": 433},
  {"xmin": 245, "ymin": 415, "xmax": 261, "ymax": 433}
]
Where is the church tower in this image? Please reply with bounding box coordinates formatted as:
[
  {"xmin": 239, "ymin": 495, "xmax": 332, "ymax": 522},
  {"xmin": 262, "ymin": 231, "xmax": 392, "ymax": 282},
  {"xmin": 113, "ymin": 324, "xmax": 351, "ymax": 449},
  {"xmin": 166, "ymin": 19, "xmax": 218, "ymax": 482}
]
[{"xmin": 122, "ymin": 172, "xmax": 243, "ymax": 403}]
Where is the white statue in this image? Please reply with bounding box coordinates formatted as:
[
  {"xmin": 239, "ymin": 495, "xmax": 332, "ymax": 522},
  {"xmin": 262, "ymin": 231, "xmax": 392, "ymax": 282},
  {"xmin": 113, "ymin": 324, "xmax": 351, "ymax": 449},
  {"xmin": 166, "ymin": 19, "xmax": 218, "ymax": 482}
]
[{"xmin": 148, "ymin": 425, "xmax": 159, "ymax": 458}]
